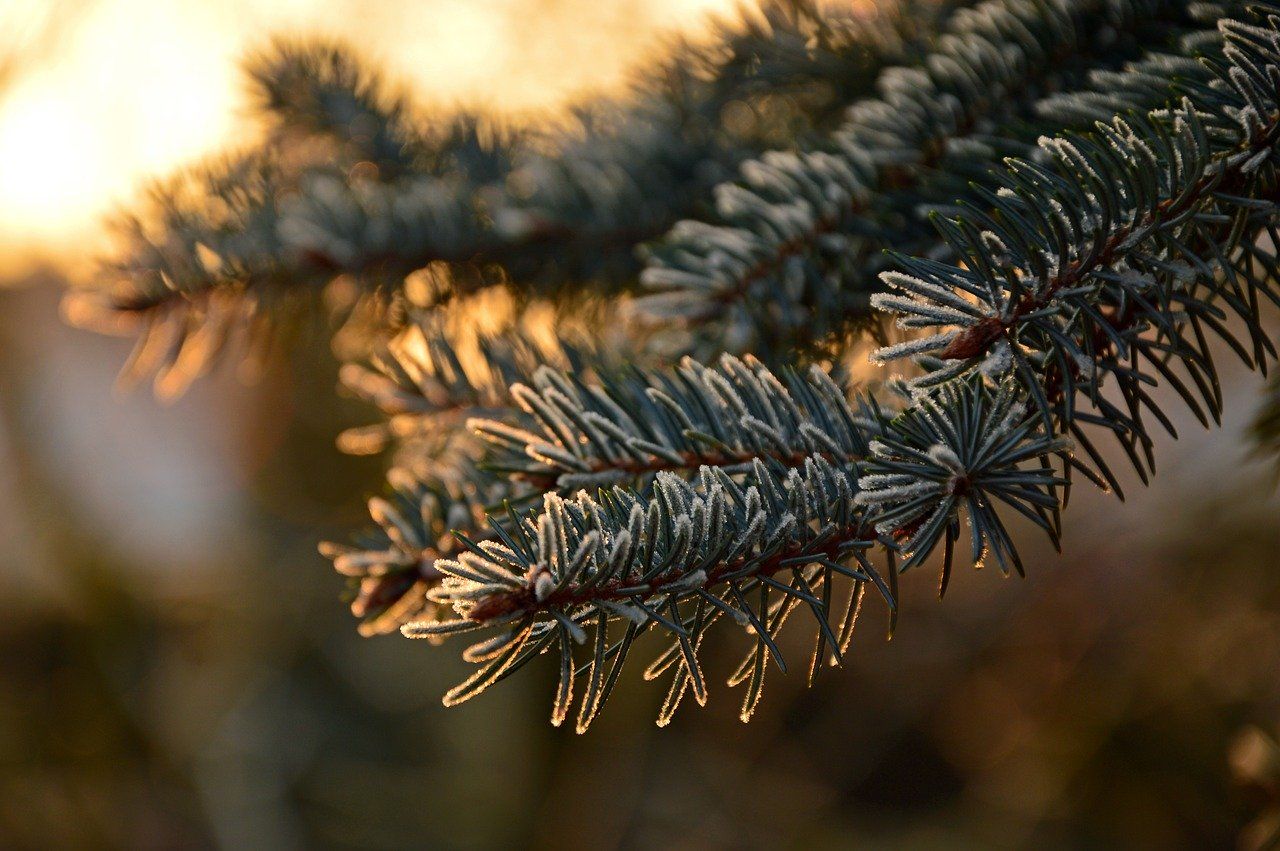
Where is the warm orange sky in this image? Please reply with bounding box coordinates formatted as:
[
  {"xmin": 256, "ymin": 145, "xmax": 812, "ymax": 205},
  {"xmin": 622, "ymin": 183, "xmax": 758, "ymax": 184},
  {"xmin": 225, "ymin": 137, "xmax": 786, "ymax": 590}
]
[{"xmin": 0, "ymin": 0, "xmax": 741, "ymax": 276}]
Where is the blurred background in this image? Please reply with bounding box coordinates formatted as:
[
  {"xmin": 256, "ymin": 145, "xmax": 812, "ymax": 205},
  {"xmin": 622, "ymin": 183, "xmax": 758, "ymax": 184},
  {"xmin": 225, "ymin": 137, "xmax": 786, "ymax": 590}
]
[{"xmin": 1, "ymin": 1, "xmax": 1279, "ymax": 848}]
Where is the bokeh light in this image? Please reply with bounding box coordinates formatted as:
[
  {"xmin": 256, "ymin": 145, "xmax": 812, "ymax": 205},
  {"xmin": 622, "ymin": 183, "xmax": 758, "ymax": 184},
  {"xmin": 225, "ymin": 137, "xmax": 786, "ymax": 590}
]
[{"xmin": 0, "ymin": 0, "xmax": 739, "ymax": 275}]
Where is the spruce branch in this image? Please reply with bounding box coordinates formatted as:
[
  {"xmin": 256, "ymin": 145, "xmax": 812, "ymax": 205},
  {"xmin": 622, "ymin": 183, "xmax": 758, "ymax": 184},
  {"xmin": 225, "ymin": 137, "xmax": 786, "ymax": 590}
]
[
  {"xmin": 1034, "ymin": 25, "xmax": 1232, "ymax": 125},
  {"xmin": 71, "ymin": 1, "xmax": 931, "ymax": 392},
  {"xmin": 386, "ymin": 6, "xmax": 1280, "ymax": 729},
  {"xmin": 246, "ymin": 38, "xmax": 428, "ymax": 179},
  {"xmin": 872, "ymin": 10, "xmax": 1280, "ymax": 490},
  {"xmin": 247, "ymin": 39, "xmax": 517, "ymax": 185},
  {"xmin": 261, "ymin": 0, "xmax": 932, "ymax": 297},
  {"xmin": 330, "ymin": 354, "xmax": 889, "ymax": 633},
  {"xmin": 320, "ymin": 469, "xmax": 497, "ymax": 636},
  {"xmin": 335, "ymin": 288, "xmax": 618, "ymax": 468},
  {"xmin": 469, "ymin": 353, "xmax": 887, "ymax": 493},
  {"xmin": 62, "ymin": 152, "xmax": 309, "ymax": 397},
  {"xmin": 636, "ymin": 0, "xmax": 1199, "ymax": 358},
  {"xmin": 855, "ymin": 377, "xmax": 1070, "ymax": 579},
  {"xmin": 406, "ymin": 373, "xmax": 1063, "ymax": 729},
  {"xmin": 63, "ymin": 0, "xmax": 1280, "ymax": 739}
]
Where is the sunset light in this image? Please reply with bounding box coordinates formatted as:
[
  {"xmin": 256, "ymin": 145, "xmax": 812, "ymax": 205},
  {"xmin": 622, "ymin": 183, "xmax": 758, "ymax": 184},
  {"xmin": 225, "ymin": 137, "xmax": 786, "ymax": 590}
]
[
  {"xmin": 3, "ymin": 1, "xmax": 1280, "ymax": 846},
  {"xmin": 0, "ymin": 0, "xmax": 739, "ymax": 275}
]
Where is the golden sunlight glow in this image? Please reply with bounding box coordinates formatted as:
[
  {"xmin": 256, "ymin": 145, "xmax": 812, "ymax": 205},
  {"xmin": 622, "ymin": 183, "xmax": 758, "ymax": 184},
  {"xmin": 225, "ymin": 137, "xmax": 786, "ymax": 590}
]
[{"xmin": 0, "ymin": 0, "xmax": 741, "ymax": 277}]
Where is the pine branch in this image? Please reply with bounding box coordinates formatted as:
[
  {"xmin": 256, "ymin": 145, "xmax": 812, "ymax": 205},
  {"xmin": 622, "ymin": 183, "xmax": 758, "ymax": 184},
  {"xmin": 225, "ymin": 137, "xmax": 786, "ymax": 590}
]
[
  {"xmin": 62, "ymin": 152, "xmax": 314, "ymax": 397},
  {"xmin": 1034, "ymin": 26, "xmax": 1231, "ymax": 125},
  {"xmin": 855, "ymin": 378, "xmax": 1070, "ymax": 577},
  {"xmin": 635, "ymin": 0, "xmax": 1200, "ymax": 359},
  {"xmin": 247, "ymin": 39, "xmax": 517, "ymax": 185}
]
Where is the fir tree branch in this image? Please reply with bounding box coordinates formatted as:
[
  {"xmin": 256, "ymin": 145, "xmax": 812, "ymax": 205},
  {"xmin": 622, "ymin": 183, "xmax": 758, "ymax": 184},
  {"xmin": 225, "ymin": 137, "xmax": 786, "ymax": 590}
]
[
  {"xmin": 335, "ymin": 289, "xmax": 616, "ymax": 467},
  {"xmin": 62, "ymin": 152, "xmax": 314, "ymax": 397},
  {"xmin": 245, "ymin": 38, "xmax": 429, "ymax": 179},
  {"xmin": 72, "ymin": 1, "xmax": 934, "ymax": 393},
  {"xmin": 392, "ymin": 6, "xmax": 1280, "ymax": 729},
  {"xmin": 408, "ymin": 374, "xmax": 1062, "ymax": 729},
  {"xmin": 248, "ymin": 0, "xmax": 935, "ymax": 296},
  {"xmin": 320, "ymin": 468, "xmax": 495, "ymax": 636},
  {"xmin": 469, "ymin": 353, "xmax": 886, "ymax": 492},
  {"xmin": 62, "ymin": 0, "xmax": 1280, "ymax": 737},
  {"xmin": 636, "ymin": 0, "xmax": 1200, "ymax": 358},
  {"xmin": 329, "ymin": 354, "xmax": 890, "ymax": 634},
  {"xmin": 872, "ymin": 11, "xmax": 1280, "ymax": 490}
]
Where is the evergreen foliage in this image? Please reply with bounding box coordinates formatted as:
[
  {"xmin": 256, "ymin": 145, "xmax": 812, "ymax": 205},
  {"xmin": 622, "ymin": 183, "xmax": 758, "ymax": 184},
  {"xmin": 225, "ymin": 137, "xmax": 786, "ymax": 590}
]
[
  {"xmin": 69, "ymin": 0, "xmax": 1280, "ymax": 729},
  {"xmin": 66, "ymin": 0, "xmax": 939, "ymax": 393},
  {"xmin": 636, "ymin": 0, "xmax": 1202, "ymax": 358}
]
